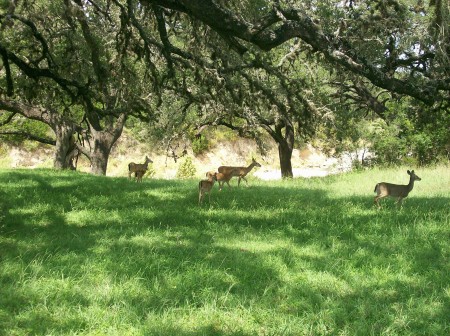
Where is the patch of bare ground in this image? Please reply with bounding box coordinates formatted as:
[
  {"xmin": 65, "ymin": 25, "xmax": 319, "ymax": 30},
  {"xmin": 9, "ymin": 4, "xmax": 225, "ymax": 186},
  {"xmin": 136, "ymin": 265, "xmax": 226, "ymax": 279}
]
[{"xmin": 6, "ymin": 145, "xmax": 54, "ymax": 168}]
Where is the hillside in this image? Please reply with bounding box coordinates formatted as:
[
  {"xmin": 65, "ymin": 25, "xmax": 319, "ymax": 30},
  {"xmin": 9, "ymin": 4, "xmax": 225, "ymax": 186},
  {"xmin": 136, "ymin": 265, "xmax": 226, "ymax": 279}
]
[{"xmin": 0, "ymin": 135, "xmax": 353, "ymax": 180}]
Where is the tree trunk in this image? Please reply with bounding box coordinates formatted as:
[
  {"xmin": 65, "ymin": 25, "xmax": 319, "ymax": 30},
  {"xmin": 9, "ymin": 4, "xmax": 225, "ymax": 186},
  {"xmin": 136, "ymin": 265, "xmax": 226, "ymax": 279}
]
[
  {"xmin": 53, "ymin": 123, "xmax": 76, "ymax": 170},
  {"xmin": 90, "ymin": 137, "xmax": 110, "ymax": 175},
  {"xmin": 278, "ymin": 140, "xmax": 294, "ymax": 178},
  {"xmin": 84, "ymin": 113, "xmax": 128, "ymax": 175},
  {"xmin": 276, "ymin": 121, "xmax": 295, "ymax": 179}
]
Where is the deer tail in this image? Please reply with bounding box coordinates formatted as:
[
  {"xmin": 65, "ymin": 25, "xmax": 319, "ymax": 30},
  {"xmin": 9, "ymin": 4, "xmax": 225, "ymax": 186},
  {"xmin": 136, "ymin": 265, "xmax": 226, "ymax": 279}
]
[{"xmin": 374, "ymin": 183, "xmax": 378, "ymax": 193}]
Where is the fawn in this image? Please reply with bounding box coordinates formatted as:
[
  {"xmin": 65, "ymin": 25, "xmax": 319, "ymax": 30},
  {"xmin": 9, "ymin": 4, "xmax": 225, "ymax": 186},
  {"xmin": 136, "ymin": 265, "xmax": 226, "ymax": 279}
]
[
  {"xmin": 206, "ymin": 171, "xmax": 233, "ymax": 191},
  {"xmin": 199, "ymin": 173, "xmax": 217, "ymax": 204}
]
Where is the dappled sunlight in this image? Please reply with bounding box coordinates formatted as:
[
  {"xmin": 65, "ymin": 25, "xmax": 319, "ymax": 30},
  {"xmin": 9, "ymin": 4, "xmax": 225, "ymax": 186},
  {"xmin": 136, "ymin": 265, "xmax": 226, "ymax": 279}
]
[
  {"xmin": 66, "ymin": 209, "xmax": 123, "ymax": 227},
  {"xmin": 0, "ymin": 168, "xmax": 448, "ymax": 335}
]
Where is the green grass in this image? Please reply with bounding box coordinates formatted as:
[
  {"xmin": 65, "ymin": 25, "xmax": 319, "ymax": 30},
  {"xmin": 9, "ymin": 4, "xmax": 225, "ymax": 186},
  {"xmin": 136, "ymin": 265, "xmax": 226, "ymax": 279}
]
[{"xmin": 0, "ymin": 167, "xmax": 449, "ymax": 336}]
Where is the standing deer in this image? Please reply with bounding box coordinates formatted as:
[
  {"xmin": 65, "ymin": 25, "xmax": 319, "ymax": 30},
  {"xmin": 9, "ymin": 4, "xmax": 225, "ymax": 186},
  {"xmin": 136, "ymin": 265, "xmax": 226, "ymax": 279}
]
[
  {"xmin": 128, "ymin": 156, "xmax": 153, "ymax": 181},
  {"xmin": 374, "ymin": 170, "xmax": 422, "ymax": 208},
  {"xmin": 199, "ymin": 173, "xmax": 217, "ymax": 205},
  {"xmin": 206, "ymin": 171, "xmax": 233, "ymax": 191},
  {"xmin": 135, "ymin": 170, "xmax": 146, "ymax": 183},
  {"xmin": 218, "ymin": 158, "xmax": 261, "ymax": 187}
]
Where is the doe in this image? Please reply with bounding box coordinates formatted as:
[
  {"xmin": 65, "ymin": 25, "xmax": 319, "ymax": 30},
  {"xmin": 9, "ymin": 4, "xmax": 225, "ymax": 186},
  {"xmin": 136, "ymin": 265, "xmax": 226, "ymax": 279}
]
[
  {"xmin": 218, "ymin": 158, "xmax": 261, "ymax": 187},
  {"xmin": 199, "ymin": 173, "xmax": 217, "ymax": 205},
  {"xmin": 128, "ymin": 156, "xmax": 153, "ymax": 181},
  {"xmin": 374, "ymin": 170, "xmax": 422, "ymax": 208}
]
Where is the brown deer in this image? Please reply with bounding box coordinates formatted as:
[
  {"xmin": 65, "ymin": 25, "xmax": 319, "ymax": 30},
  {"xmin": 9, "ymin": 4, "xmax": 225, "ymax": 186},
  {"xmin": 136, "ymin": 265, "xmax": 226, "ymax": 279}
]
[
  {"xmin": 206, "ymin": 171, "xmax": 233, "ymax": 191},
  {"xmin": 128, "ymin": 156, "xmax": 153, "ymax": 181},
  {"xmin": 374, "ymin": 170, "xmax": 422, "ymax": 208},
  {"xmin": 218, "ymin": 158, "xmax": 261, "ymax": 187},
  {"xmin": 135, "ymin": 170, "xmax": 146, "ymax": 183},
  {"xmin": 199, "ymin": 173, "xmax": 217, "ymax": 205},
  {"xmin": 205, "ymin": 171, "xmax": 216, "ymax": 180}
]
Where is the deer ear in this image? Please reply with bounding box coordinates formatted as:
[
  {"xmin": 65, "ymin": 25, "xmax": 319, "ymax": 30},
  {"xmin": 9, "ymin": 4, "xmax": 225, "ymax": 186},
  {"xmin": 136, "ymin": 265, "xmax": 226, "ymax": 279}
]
[{"xmin": 407, "ymin": 170, "xmax": 411, "ymax": 175}]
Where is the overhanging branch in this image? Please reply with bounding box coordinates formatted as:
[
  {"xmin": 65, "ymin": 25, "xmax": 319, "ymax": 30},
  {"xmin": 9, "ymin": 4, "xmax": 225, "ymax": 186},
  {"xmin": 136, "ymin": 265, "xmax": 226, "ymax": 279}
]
[{"xmin": 0, "ymin": 131, "xmax": 56, "ymax": 145}]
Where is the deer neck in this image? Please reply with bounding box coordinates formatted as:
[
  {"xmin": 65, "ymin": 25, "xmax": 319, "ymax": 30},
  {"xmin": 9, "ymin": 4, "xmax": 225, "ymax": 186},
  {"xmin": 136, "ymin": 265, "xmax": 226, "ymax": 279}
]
[
  {"xmin": 245, "ymin": 162, "xmax": 255, "ymax": 173},
  {"xmin": 407, "ymin": 176, "xmax": 415, "ymax": 192}
]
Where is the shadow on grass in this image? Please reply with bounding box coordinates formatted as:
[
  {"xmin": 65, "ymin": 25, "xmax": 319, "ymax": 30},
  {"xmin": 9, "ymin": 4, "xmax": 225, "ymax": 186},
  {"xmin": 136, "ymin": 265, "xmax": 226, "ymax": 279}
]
[{"xmin": 0, "ymin": 169, "xmax": 448, "ymax": 335}]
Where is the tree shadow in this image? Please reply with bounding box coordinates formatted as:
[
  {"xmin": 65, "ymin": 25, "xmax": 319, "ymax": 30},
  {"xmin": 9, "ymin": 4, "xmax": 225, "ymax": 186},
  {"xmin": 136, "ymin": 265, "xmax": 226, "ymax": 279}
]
[{"xmin": 0, "ymin": 169, "xmax": 448, "ymax": 335}]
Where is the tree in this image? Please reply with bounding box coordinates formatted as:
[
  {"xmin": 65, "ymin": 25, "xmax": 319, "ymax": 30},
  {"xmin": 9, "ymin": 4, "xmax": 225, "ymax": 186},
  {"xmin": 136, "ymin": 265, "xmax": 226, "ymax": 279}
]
[
  {"xmin": 2, "ymin": 0, "xmax": 448, "ymax": 176},
  {"xmin": 0, "ymin": 100, "xmax": 81, "ymax": 169},
  {"xmin": 127, "ymin": 0, "xmax": 449, "ymax": 175},
  {"xmin": 0, "ymin": 0, "xmax": 158, "ymax": 175},
  {"xmin": 137, "ymin": 0, "xmax": 449, "ymax": 105}
]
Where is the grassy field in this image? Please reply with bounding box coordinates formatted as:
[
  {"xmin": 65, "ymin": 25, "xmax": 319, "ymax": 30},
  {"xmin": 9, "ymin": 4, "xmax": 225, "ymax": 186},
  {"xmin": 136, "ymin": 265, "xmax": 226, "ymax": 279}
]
[{"xmin": 0, "ymin": 166, "xmax": 449, "ymax": 336}]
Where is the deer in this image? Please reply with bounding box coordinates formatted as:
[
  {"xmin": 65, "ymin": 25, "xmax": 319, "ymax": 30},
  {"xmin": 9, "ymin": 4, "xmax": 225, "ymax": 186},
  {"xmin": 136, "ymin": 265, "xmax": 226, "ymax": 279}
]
[
  {"xmin": 199, "ymin": 173, "xmax": 217, "ymax": 205},
  {"xmin": 128, "ymin": 156, "xmax": 153, "ymax": 181},
  {"xmin": 218, "ymin": 158, "xmax": 261, "ymax": 187},
  {"xmin": 135, "ymin": 169, "xmax": 146, "ymax": 183},
  {"xmin": 206, "ymin": 171, "xmax": 233, "ymax": 191},
  {"xmin": 206, "ymin": 171, "xmax": 216, "ymax": 180},
  {"xmin": 374, "ymin": 170, "xmax": 422, "ymax": 208}
]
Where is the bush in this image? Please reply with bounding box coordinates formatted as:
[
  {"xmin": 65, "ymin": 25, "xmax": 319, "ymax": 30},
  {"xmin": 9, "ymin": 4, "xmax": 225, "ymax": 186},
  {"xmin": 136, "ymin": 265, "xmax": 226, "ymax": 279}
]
[
  {"xmin": 191, "ymin": 136, "xmax": 209, "ymax": 155},
  {"xmin": 176, "ymin": 157, "xmax": 196, "ymax": 179},
  {"xmin": 145, "ymin": 164, "xmax": 156, "ymax": 178}
]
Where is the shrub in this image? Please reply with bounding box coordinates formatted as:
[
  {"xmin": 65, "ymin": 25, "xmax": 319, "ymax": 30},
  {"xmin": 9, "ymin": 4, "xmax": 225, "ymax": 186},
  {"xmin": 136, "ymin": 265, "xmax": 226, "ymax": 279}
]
[
  {"xmin": 176, "ymin": 157, "xmax": 196, "ymax": 179},
  {"xmin": 191, "ymin": 136, "xmax": 209, "ymax": 155}
]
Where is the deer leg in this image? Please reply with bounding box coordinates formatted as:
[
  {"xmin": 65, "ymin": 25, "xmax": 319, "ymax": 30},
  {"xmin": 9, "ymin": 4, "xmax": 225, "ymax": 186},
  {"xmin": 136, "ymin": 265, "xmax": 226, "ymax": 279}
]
[
  {"xmin": 374, "ymin": 195, "xmax": 383, "ymax": 208},
  {"xmin": 238, "ymin": 176, "xmax": 248, "ymax": 186}
]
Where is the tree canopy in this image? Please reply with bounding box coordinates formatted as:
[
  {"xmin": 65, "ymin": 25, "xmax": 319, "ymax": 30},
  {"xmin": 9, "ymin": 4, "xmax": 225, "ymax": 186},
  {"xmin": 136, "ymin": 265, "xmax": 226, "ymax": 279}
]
[{"xmin": 1, "ymin": 0, "xmax": 449, "ymax": 176}]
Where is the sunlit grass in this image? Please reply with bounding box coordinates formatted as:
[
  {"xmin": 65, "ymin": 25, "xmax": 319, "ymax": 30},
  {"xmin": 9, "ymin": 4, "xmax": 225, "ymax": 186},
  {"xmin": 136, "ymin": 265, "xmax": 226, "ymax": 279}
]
[{"xmin": 0, "ymin": 166, "xmax": 449, "ymax": 335}]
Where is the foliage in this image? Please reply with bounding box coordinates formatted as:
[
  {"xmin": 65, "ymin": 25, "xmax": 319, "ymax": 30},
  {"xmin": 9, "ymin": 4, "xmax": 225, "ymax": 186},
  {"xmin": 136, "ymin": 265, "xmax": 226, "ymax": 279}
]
[
  {"xmin": 1, "ymin": 0, "xmax": 449, "ymax": 176},
  {"xmin": 0, "ymin": 115, "xmax": 52, "ymax": 145},
  {"xmin": 144, "ymin": 163, "xmax": 156, "ymax": 178},
  {"xmin": 0, "ymin": 167, "xmax": 448, "ymax": 335},
  {"xmin": 317, "ymin": 90, "xmax": 450, "ymax": 167},
  {"xmin": 191, "ymin": 136, "xmax": 209, "ymax": 155},
  {"xmin": 176, "ymin": 156, "xmax": 197, "ymax": 179},
  {"xmin": 370, "ymin": 120, "xmax": 409, "ymax": 165}
]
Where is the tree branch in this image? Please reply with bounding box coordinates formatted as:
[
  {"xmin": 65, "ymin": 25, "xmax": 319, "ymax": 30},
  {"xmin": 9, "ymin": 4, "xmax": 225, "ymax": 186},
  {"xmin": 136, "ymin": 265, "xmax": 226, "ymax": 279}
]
[
  {"xmin": 141, "ymin": 0, "xmax": 448, "ymax": 105},
  {"xmin": 0, "ymin": 131, "xmax": 56, "ymax": 145}
]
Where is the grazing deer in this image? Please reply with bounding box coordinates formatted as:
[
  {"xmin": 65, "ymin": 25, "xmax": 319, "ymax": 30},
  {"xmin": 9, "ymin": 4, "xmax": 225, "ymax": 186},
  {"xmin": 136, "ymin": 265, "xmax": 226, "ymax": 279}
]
[
  {"xmin": 128, "ymin": 156, "xmax": 153, "ymax": 180},
  {"xmin": 218, "ymin": 158, "xmax": 261, "ymax": 187},
  {"xmin": 374, "ymin": 170, "xmax": 422, "ymax": 208},
  {"xmin": 199, "ymin": 173, "xmax": 217, "ymax": 205}
]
